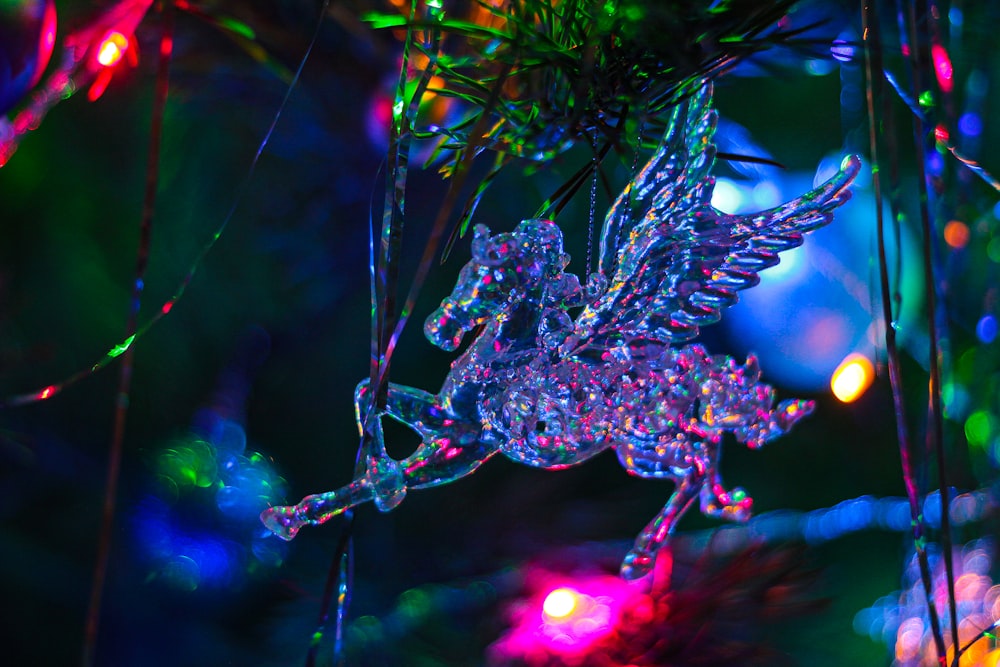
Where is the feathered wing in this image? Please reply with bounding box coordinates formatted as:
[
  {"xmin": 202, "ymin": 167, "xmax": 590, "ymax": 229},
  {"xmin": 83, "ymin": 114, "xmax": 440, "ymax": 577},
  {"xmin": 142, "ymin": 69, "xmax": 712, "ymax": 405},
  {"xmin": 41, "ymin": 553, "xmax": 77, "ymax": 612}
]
[
  {"xmin": 595, "ymin": 83, "xmax": 718, "ymax": 279},
  {"xmin": 570, "ymin": 82, "xmax": 861, "ymax": 352}
]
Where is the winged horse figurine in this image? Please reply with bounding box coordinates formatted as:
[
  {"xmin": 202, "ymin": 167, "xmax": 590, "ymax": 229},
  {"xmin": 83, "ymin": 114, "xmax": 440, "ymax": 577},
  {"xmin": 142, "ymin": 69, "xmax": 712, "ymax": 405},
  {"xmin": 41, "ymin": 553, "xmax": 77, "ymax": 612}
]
[{"xmin": 262, "ymin": 82, "xmax": 861, "ymax": 580}]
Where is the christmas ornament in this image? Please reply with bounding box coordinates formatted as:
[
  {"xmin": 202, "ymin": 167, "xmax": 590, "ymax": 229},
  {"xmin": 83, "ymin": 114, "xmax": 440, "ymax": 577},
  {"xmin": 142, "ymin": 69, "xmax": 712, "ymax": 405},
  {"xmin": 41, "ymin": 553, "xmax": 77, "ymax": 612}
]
[{"xmin": 262, "ymin": 82, "xmax": 860, "ymax": 580}]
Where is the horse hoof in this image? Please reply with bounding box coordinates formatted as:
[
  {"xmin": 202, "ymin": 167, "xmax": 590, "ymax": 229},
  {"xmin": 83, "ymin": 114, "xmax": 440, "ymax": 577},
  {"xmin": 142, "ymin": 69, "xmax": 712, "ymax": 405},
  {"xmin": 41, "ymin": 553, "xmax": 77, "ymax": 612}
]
[
  {"xmin": 620, "ymin": 548, "xmax": 655, "ymax": 581},
  {"xmin": 260, "ymin": 505, "xmax": 302, "ymax": 541}
]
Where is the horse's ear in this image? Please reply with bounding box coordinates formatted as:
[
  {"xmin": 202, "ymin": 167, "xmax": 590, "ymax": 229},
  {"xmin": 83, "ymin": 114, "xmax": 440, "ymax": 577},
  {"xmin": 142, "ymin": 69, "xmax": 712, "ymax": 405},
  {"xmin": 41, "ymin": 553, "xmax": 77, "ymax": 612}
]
[{"xmin": 470, "ymin": 224, "xmax": 502, "ymax": 265}]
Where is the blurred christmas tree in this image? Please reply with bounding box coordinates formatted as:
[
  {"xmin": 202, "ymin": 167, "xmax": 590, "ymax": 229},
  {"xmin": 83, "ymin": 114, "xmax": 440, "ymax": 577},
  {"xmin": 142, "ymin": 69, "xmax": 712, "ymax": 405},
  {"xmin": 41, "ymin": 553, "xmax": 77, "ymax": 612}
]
[{"xmin": 1, "ymin": 1, "xmax": 999, "ymax": 666}]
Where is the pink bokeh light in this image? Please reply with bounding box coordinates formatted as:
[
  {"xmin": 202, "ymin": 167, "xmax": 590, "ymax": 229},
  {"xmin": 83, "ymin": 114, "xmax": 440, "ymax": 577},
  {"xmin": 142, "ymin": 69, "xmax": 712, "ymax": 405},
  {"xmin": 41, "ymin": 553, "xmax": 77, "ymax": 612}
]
[
  {"xmin": 932, "ymin": 43, "xmax": 954, "ymax": 93},
  {"xmin": 488, "ymin": 556, "xmax": 672, "ymax": 665}
]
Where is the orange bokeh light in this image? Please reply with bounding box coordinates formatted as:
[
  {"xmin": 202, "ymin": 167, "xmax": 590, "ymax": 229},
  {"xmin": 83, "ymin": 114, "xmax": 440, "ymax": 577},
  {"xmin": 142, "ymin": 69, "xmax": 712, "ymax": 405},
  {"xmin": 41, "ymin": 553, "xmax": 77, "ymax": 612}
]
[
  {"xmin": 944, "ymin": 220, "xmax": 971, "ymax": 249},
  {"xmin": 831, "ymin": 353, "xmax": 875, "ymax": 403},
  {"xmin": 96, "ymin": 31, "xmax": 129, "ymax": 67}
]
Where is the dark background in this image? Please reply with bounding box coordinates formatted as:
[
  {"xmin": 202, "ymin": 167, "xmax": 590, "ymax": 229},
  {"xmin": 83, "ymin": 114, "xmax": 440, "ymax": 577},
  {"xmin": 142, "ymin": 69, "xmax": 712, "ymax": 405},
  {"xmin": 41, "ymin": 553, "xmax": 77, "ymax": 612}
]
[{"xmin": 2, "ymin": 1, "xmax": 999, "ymax": 665}]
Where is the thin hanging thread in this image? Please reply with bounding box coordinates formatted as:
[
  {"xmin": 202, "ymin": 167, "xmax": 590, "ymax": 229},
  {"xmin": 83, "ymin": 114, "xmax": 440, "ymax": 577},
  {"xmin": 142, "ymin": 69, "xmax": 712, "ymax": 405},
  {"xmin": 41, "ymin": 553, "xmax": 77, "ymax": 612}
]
[
  {"xmin": 586, "ymin": 131, "xmax": 599, "ymax": 276},
  {"xmin": 861, "ymin": 1, "xmax": 947, "ymax": 662},
  {"xmin": 904, "ymin": 0, "xmax": 959, "ymax": 658},
  {"xmin": 82, "ymin": 4, "xmax": 174, "ymax": 666},
  {"xmin": 305, "ymin": 517, "xmax": 354, "ymax": 667},
  {"xmin": 1, "ymin": 0, "xmax": 327, "ymax": 411},
  {"xmin": 317, "ymin": 1, "xmax": 446, "ymax": 664}
]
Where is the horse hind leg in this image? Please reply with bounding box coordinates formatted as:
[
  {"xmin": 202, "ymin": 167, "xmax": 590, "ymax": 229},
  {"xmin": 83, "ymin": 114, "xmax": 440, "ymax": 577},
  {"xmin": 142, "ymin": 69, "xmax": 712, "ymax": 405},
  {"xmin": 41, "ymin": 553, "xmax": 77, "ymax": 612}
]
[
  {"xmin": 262, "ymin": 380, "xmax": 498, "ymax": 541},
  {"xmin": 260, "ymin": 403, "xmax": 401, "ymax": 541},
  {"xmin": 621, "ymin": 471, "xmax": 703, "ymax": 580},
  {"xmin": 698, "ymin": 474, "xmax": 753, "ymax": 522},
  {"xmin": 257, "ymin": 439, "xmax": 440, "ymax": 540},
  {"xmin": 696, "ymin": 443, "xmax": 753, "ymax": 522},
  {"xmin": 346, "ymin": 377, "xmax": 467, "ymax": 512},
  {"xmin": 353, "ymin": 379, "xmax": 444, "ymax": 511}
]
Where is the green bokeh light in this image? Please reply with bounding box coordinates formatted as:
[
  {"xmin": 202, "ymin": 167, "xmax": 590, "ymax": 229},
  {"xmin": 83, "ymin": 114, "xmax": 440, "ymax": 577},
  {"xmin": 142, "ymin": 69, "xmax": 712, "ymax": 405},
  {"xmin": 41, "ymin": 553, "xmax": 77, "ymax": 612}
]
[
  {"xmin": 965, "ymin": 410, "xmax": 996, "ymax": 448},
  {"xmin": 158, "ymin": 439, "xmax": 218, "ymax": 488}
]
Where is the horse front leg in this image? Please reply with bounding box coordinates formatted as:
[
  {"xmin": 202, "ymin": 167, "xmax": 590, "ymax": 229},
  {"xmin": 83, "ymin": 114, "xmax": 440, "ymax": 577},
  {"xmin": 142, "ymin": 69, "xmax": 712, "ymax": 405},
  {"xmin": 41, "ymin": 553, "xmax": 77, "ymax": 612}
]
[
  {"xmin": 261, "ymin": 379, "xmax": 498, "ymax": 540},
  {"xmin": 362, "ymin": 379, "xmax": 499, "ymax": 490},
  {"xmin": 259, "ymin": 377, "xmax": 402, "ymax": 540},
  {"xmin": 260, "ymin": 478, "xmax": 376, "ymax": 540}
]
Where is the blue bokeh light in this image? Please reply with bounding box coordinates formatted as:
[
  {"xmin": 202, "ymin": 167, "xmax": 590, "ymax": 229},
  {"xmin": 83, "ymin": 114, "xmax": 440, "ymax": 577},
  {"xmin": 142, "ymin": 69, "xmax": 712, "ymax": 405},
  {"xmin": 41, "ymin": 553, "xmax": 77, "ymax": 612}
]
[
  {"xmin": 133, "ymin": 413, "xmax": 287, "ymax": 591},
  {"xmin": 977, "ymin": 315, "xmax": 997, "ymax": 344},
  {"xmin": 959, "ymin": 112, "xmax": 983, "ymax": 138},
  {"xmin": 721, "ymin": 156, "xmax": 921, "ymax": 391}
]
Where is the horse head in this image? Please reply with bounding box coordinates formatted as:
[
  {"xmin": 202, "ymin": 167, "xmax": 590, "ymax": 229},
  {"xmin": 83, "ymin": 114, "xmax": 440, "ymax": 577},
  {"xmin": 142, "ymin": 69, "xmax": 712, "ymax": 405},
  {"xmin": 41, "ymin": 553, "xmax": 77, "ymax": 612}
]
[{"xmin": 424, "ymin": 219, "xmax": 573, "ymax": 352}]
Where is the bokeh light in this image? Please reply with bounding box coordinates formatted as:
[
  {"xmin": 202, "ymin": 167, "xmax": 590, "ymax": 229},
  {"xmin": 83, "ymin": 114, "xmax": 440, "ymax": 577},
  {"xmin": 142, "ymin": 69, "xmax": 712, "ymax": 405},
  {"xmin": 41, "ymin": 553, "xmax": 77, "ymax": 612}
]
[
  {"xmin": 711, "ymin": 177, "xmax": 744, "ymax": 213},
  {"xmin": 0, "ymin": 0, "xmax": 57, "ymax": 116},
  {"xmin": 932, "ymin": 43, "xmax": 954, "ymax": 93},
  {"xmin": 490, "ymin": 570, "xmax": 642, "ymax": 660},
  {"xmin": 965, "ymin": 410, "xmax": 996, "ymax": 449},
  {"xmin": 977, "ymin": 315, "xmax": 997, "ymax": 344},
  {"xmin": 959, "ymin": 112, "xmax": 983, "ymax": 138},
  {"xmin": 831, "ymin": 353, "xmax": 874, "ymax": 403},
  {"xmin": 944, "ymin": 220, "xmax": 970, "ymax": 249},
  {"xmin": 723, "ymin": 155, "xmax": 921, "ymax": 392},
  {"xmin": 133, "ymin": 411, "xmax": 288, "ymax": 591},
  {"xmin": 857, "ymin": 540, "xmax": 999, "ymax": 666},
  {"xmin": 542, "ymin": 588, "xmax": 579, "ymax": 619},
  {"xmin": 96, "ymin": 31, "xmax": 128, "ymax": 67}
]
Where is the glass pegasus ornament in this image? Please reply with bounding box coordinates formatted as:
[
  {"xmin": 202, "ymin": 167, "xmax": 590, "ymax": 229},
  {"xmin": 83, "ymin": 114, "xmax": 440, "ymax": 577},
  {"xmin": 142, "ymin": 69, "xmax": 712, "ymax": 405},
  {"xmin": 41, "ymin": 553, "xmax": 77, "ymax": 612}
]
[{"xmin": 262, "ymin": 83, "xmax": 861, "ymax": 580}]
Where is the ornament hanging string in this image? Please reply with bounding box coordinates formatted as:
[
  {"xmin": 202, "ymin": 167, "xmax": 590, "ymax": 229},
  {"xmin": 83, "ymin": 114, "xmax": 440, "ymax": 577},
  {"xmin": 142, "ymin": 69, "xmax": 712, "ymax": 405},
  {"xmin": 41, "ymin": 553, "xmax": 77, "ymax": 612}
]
[
  {"xmin": 903, "ymin": 0, "xmax": 959, "ymax": 653},
  {"xmin": 861, "ymin": 2, "xmax": 947, "ymax": 661},
  {"xmin": 533, "ymin": 140, "xmax": 614, "ymax": 221},
  {"xmin": 313, "ymin": 1, "xmax": 449, "ymax": 664},
  {"xmin": 81, "ymin": 3, "xmax": 173, "ymax": 665},
  {"xmin": 881, "ymin": 70, "xmax": 1000, "ymax": 192},
  {"xmin": 586, "ymin": 130, "xmax": 599, "ymax": 276}
]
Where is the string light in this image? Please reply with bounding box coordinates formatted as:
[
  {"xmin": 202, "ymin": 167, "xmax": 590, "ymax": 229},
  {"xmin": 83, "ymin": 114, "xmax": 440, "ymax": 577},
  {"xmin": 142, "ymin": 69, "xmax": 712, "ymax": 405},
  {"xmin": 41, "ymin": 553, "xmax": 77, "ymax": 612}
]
[
  {"xmin": 542, "ymin": 588, "xmax": 579, "ymax": 619},
  {"xmin": 96, "ymin": 31, "xmax": 129, "ymax": 67},
  {"xmin": 944, "ymin": 220, "xmax": 971, "ymax": 249},
  {"xmin": 831, "ymin": 353, "xmax": 874, "ymax": 403}
]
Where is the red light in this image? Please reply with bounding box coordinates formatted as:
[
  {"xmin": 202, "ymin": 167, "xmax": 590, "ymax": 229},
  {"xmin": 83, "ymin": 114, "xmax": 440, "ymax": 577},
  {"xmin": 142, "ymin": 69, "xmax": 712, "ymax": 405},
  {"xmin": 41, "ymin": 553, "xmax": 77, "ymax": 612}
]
[
  {"xmin": 934, "ymin": 124, "xmax": 949, "ymax": 145},
  {"xmin": 932, "ymin": 44, "xmax": 953, "ymax": 93},
  {"xmin": 87, "ymin": 68, "xmax": 114, "ymax": 102},
  {"xmin": 97, "ymin": 31, "xmax": 129, "ymax": 67},
  {"xmin": 38, "ymin": 0, "xmax": 58, "ymax": 81}
]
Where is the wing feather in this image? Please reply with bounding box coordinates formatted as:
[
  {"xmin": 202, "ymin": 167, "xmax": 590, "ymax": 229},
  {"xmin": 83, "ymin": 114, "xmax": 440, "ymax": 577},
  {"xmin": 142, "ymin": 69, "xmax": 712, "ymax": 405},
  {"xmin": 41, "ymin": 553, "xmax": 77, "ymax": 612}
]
[
  {"xmin": 597, "ymin": 83, "xmax": 718, "ymax": 277},
  {"xmin": 568, "ymin": 87, "xmax": 861, "ymax": 354}
]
